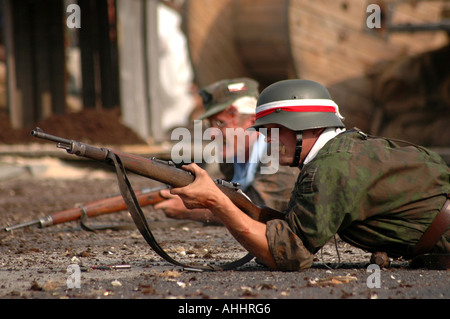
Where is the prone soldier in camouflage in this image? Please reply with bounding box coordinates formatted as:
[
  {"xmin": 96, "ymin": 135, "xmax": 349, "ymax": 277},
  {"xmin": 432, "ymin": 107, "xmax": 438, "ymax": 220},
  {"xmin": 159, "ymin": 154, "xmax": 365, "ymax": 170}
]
[
  {"xmin": 253, "ymin": 79, "xmax": 450, "ymax": 270},
  {"xmin": 171, "ymin": 79, "xmax": 450, "ymax": 271},
  {"xmin": 155, "ymin": 78, "xmax": 298, "ymax": 224}
]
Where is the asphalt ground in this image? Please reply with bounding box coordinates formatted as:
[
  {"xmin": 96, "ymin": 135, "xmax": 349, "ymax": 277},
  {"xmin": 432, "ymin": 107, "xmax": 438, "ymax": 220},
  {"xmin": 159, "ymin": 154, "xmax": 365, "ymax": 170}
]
[{"xmin": 0, "ymin": 156, "xmax": 448, "ymax": 314}]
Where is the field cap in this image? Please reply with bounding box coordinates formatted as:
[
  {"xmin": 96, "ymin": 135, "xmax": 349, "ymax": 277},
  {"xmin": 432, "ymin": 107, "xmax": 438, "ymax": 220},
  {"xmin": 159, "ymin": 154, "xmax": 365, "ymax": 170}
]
[{"xmin": 197, "ymin": 78, "xmax": 259, "ymax": 120}]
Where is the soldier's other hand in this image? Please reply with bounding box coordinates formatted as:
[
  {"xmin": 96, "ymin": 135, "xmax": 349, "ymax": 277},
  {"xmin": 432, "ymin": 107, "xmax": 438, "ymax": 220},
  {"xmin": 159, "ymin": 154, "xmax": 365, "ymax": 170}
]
[{"xmin": 154, "ymin": 190, "xmax": 188, "ymax": 219}]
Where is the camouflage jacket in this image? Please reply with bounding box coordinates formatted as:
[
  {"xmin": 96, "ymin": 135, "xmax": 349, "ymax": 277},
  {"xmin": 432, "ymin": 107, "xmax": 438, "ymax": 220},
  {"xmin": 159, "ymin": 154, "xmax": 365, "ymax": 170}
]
[
  {"xmin": 266, "ymin": 130, "xmax": 450, "ymax": 271},
  {"xmin": 220, "ymin": 162, "xmax": 298, "ymax": 212}
]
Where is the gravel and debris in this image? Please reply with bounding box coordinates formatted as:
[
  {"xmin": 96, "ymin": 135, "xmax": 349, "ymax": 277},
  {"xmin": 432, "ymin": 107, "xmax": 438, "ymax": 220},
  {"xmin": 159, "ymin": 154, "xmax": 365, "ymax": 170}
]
[
  {"xmin": 0, "ymin": 108, "xmax": 448, "ymax": 304},
  {"xmin": 0, "ymin": 160, "xmax": 448, "ymax": 301}
]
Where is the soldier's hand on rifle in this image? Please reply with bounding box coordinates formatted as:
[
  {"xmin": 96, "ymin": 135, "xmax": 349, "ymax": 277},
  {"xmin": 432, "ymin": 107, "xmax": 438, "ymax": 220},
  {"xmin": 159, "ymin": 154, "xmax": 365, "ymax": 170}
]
[
  {"xmin": 173, "ymin": 163, "xmax": 278, "ymax": 269},
  {"xmin": 171, "ymin": 163, "xmax": 224, "ymax": 210},
  {"xmin": 154, "ymin": 189, "xmax": 188, "ymax": 219},
  {"xmin": 156, "ymin": 188, "xmax": 222, "ymax": 225}
]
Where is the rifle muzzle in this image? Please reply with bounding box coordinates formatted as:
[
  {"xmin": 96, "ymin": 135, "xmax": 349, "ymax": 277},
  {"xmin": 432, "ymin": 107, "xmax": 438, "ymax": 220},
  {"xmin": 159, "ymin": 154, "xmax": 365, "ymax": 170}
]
[{"xmin": 4, "ymin": 215, "xmax": 53, "ymax": 232}]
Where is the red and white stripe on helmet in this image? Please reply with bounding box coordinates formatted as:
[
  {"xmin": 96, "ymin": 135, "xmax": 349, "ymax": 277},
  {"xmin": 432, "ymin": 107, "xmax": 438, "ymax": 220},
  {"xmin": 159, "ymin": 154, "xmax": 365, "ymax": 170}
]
[{"xmin": 256, "ymin": 99, "xmax": 344, "ymax": 120}]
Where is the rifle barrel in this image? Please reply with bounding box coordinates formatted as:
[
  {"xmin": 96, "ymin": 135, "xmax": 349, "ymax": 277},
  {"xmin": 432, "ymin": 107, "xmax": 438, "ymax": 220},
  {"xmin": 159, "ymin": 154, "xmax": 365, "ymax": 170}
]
[
  {"xmin": 4, "ymin": 215, "xmax": 52, "ymax": 232},
  {"xmin": 31, "ymin": 128, "xmax": 73, "ymax": 148},
  {"xmin": 3, "ymin": 187, "xmax": 167, "ymax": 231},
  {"xmin": 4, "ymin": 220, "xmax": 39, "ymax": 231},
  {"xmin": 30, "ymin": 128, "xmax": 283, "ymax": 222}
]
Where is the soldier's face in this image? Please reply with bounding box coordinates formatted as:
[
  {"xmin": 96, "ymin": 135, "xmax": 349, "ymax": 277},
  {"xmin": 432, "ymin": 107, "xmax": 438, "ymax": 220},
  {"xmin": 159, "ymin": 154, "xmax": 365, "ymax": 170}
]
[{"xmin": 263, "ymin": 124, "xmax": 297, "ymax": 166}]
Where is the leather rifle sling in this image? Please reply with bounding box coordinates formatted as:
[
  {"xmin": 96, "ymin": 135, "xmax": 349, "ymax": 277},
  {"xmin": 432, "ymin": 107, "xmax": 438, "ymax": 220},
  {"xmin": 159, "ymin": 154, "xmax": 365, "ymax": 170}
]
[{"xmin": 108, "ymin": 151, "xmax": 253, "ymax": 271}]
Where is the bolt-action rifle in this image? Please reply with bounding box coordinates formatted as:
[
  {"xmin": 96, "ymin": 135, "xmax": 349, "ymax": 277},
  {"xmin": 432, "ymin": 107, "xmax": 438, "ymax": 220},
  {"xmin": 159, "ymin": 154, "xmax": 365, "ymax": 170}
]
[
  {"xmin": 30, "ymin": 127, "xmax": 283, "ymax": 223},
  {"xmin": 28, "ymin": 128, "xmax": 284, "ymax": 271},
  {"xmin": 4, "ymin": 186, "xmax": 166, "ymax": 232}
]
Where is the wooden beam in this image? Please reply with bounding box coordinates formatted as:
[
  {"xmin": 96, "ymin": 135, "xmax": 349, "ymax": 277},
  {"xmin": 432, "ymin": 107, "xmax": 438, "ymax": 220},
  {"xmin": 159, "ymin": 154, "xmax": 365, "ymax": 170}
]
[
  {"xmin": 3, "ymin": 0, "xmax": 20, "ymax": 128},
  {"xmin": 79, "ymin": 0, "xmax": 100, "ymax": 109},
  {"xmin": 10, "ymin": 0, "xmax": 35, "ymax": 128}
]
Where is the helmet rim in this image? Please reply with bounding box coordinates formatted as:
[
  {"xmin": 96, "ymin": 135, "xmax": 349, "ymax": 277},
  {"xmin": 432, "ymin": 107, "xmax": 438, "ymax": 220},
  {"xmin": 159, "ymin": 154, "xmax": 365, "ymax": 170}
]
[{"xmin": 252, "ymin": 79, "xmax": 345, "ymax": 132}]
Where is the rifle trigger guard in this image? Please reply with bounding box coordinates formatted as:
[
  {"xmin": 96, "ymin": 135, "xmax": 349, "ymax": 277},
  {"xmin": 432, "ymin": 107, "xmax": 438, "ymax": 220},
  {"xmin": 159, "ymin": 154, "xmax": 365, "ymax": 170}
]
[
  {"xmin": 214, "ymin": 179, "xmax": 253, "ymax": 203},
  {"xmin": 214, "ymin": 179, "xmax": 241, "ymax": 190}
]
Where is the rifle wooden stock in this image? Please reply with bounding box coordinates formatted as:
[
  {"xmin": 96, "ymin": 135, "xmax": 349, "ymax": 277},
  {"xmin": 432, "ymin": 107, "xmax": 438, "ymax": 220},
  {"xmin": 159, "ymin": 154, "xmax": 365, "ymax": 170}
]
[
  {"xmin": 50, "ymin": 188, "xmax": 165, "ymax": 225},
  {"xmin": 4, "ymin": 188, "xmax": 165, "ymax": 231},
  {"xmin": 31, "ymin": 128, "xmax": 285, "ymax": 223}
]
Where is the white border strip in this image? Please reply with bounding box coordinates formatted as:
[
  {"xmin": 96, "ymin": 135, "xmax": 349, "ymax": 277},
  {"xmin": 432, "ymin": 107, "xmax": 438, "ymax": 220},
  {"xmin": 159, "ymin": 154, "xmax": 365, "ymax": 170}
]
[{"xmin": 256, "ymin": 99, "xmax": 344, "ymax": 119}]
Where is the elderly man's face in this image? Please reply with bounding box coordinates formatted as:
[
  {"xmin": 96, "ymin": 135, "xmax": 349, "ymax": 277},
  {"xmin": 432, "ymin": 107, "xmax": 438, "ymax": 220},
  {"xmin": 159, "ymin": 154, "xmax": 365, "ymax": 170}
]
[{"xmin": 207, "ymin": 107, "xmax": 257, "ymax": 162}]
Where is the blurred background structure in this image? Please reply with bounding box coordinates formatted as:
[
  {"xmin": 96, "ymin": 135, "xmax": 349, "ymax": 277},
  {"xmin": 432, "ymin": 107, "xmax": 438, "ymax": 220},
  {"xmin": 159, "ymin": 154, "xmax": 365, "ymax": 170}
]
[{"xmin": 0, "ymin": 0, "xmax": 449, "ymax": 148}]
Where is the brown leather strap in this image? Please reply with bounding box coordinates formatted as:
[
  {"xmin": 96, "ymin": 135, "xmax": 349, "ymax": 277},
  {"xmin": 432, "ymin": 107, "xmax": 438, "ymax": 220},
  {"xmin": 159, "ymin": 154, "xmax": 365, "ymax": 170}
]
[
  {"xmin": 413, "ymin": 198, "xmax": 450, "ymax": 256},
  {"xmin": 108, "ymin": 151, "xmax": 254, "ymax": 271}
]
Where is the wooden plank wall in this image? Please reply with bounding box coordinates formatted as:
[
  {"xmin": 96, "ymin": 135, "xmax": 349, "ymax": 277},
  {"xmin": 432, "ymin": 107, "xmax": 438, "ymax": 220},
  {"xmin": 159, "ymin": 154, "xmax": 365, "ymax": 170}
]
[
  {"xmin": 289, "ymin": 0, "xmax": 447, "ymax": 84},
  {"xmin": 78, "ymin": 0, "xmax": 120, "ymax": 110},
  {"xmin": 183, "ymin": 0, "xmax": 249, "ymax": 88},
  {"xmin": 6, "ymin": 0, "xmax": 66, "ymax": 129},
  {"xmin": 288, "ymin": 0, "xmax": 449, "ymax": 131},
  {"xmin": 183, "ymin": 0, "xmax": 448, "ymax": 137},
  {"xmin": 4, "ymin": 0, "xmax": 121, "ymax": 130},
  {"xmin": 234, "ymin": 0, "xmax": 296, "ymax": 88},
  {"xmin": 184, "ymin": 0, "xmax": 296, "ymax": 90}
]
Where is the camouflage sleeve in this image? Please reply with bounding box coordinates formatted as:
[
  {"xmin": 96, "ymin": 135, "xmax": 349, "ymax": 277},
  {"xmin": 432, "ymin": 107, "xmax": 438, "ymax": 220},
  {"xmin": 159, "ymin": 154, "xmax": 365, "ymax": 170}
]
[
  {"xmin": 218, "ymin": 162, "xmax": 298, "ymax": 211},
  {"xmin": 246, "ymin": 164, "xmax": 298, "ymax": 212},
  {"xmin": 266, "ymin": 219, "xmax": 314, "ymax": 270},
  {"xmin": 264, "ymin": 163, "xmax": 347, "ymax": 271}
]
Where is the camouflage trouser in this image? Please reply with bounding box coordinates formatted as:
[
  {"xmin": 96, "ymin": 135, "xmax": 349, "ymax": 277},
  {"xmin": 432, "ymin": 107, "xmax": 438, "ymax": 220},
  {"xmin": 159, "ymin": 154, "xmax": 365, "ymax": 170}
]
[
  {"xmin": 266, "ymin": 219, "xmax": 313, "ymax": 271},
  {"xmin": 266, "ymin": 208, "xmax": 450, "ymax": 271}
]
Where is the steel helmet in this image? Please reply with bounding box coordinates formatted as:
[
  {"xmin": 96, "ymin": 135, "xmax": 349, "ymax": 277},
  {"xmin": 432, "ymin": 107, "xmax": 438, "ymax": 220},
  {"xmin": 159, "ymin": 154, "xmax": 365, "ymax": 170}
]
[
  {"xmin": 251, "ymin": 79, "xmax": 345, "ymax": 167},
  {"xmin": 251, "ymin": 79, "xmax": 345, "ymax": 131}
]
